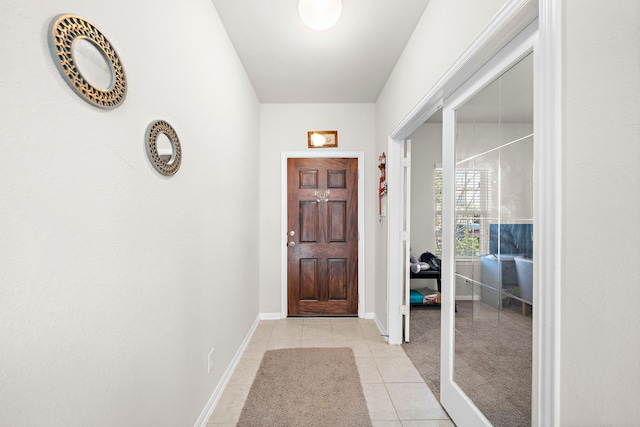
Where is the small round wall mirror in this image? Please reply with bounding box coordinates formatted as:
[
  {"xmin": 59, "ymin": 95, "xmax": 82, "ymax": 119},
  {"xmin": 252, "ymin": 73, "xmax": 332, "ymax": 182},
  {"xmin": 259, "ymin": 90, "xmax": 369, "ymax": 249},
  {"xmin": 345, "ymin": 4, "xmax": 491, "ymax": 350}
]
[
  {"xmin": 72, "ymin": 37, "xmax": 114, "ymax": 91},
  {"xmin": 49, "ymin": 14, "xmax": 127, "ymax": 109},
  {"xmin": 156, "ymin": 133, "xmax": 175, "ymax": 164},
  {"xmin": 145, "ymin": 120, "xmax": 182, "ymax": 176}
]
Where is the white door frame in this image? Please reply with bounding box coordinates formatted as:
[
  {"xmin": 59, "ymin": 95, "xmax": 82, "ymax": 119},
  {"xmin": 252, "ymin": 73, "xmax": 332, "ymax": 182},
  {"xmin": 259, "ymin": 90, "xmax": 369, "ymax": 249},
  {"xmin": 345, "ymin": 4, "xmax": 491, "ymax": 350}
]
[
  {"xmin": 386, "ymin": 0, "xmax": 561, "ymax": 425},
  {"xmin": 280, "ymin": 151, "xmax": 366, "ymax": 319}
]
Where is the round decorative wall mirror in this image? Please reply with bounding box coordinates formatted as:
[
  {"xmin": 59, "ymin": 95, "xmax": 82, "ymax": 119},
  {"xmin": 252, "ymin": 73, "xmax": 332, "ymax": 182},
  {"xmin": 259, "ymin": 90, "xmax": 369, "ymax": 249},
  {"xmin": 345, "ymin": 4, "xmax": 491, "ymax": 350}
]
[
  {"xmin": 156, "ymin": 133, "xmax": 175, "ymax": 164},
  {"xmin": 145, "ymin": 120, "xmax": 182, "ymax": 176},
  {"xmin": 49, "ymin": 14, "xmax": 127, "ymax": 109},
  {"xmin": 72, "ymin": 38, "xmax": 113, "ymax": 91}
]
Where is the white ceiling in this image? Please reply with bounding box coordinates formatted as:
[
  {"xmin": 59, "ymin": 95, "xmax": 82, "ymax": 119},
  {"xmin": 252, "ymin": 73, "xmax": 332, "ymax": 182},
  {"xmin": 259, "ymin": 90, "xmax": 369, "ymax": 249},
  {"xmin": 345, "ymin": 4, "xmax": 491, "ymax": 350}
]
[{"xmin": 211, "ymin": 0, "xmax": 431, "ymax": 103}]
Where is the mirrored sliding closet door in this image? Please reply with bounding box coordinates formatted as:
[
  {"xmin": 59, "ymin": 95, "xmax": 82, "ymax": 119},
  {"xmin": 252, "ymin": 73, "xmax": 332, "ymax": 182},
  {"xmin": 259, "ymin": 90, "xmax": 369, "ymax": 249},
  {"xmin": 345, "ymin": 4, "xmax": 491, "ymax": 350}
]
[{"xmin": 441, "ymin": 24, "xmax": 536, "ymax": 427}]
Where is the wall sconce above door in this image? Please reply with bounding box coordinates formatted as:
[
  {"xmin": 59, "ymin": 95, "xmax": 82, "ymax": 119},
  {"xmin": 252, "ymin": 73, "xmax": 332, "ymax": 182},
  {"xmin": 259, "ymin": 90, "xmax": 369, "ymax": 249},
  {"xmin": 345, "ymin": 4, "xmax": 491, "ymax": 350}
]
[{"xmin": 308, "ymin": 131, "xmax": 338, "ymax": 148}]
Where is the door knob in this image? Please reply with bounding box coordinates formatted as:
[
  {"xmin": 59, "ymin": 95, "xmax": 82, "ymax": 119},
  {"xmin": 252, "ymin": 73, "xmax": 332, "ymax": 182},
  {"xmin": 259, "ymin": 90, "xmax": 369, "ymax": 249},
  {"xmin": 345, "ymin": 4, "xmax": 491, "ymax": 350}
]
[
  {"xmin": 288, "ymin": 241, "xmax": 296, "ymax": 247},
  {"xmin": 289, "ymin": 230, "xmax": 295, "ymax": 236}
]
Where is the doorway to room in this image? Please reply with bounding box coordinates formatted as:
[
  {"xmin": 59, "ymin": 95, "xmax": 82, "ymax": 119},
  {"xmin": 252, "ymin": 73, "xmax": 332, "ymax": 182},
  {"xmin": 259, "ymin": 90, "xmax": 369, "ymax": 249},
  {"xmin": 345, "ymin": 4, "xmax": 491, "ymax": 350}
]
[
  {"xmin": 400, "ymin": 113, "xmax": 445, "ymax": 400},
  {"xmin": 384, "ymin": 1, "xmax": 562, "ymax": 424},
  {"xmin": 401, "ymin": 50, "xmax": 536, "ymax": 427}
]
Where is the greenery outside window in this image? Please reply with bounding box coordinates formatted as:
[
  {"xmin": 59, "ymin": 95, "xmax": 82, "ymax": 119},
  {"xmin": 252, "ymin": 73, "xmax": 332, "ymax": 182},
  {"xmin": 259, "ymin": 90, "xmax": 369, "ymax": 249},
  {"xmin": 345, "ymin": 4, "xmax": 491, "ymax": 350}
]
[{"xmin": 435, "ymin": 168, "xmax": 491, "ymax": 257}]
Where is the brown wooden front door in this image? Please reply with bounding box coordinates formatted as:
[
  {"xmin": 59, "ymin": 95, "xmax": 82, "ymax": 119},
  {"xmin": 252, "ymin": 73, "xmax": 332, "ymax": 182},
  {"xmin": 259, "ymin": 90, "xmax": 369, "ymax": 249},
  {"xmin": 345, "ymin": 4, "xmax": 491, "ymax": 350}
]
[{"xmin": 287, "ymin": 158, "xmax": 358, "ymax": 316}]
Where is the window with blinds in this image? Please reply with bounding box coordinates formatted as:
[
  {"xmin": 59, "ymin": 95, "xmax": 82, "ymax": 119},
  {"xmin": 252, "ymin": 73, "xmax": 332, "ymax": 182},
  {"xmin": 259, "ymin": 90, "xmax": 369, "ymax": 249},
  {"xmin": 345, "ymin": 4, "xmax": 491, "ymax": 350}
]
[{"xmin": 435, "ymin": 168, "xmax": 491, "ymax": 257}]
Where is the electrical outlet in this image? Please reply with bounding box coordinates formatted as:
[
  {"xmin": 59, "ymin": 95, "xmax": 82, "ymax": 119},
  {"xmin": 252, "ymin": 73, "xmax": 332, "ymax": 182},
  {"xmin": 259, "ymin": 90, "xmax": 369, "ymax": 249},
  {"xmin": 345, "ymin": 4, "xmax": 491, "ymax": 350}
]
[{"xmin": 208, "ymin": 348, "xmax": 215, "ymax": 374}]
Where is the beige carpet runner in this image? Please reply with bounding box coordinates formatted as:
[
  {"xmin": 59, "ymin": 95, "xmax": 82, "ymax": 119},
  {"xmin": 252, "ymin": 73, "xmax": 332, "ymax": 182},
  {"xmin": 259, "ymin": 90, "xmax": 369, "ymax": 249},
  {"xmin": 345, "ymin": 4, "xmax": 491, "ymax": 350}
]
[{"xmin": 237, "ymin": 347, "xmax": 372, "ymax": 427}]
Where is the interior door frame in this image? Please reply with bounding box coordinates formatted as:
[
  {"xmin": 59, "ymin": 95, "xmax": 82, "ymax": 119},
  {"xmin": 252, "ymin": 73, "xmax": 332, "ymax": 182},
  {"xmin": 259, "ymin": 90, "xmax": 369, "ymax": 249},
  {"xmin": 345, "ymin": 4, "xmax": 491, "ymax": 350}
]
[
  {"xmin": 402, "ymin": 139, "xmax": 412, "ymax": 342},
  {"xmin": 281, "ymin": 151, "xmax": 365, "ymax": 318},
  {"xmin": 385, "ymin": 0, "xmax": 562, "ymax": 425}
]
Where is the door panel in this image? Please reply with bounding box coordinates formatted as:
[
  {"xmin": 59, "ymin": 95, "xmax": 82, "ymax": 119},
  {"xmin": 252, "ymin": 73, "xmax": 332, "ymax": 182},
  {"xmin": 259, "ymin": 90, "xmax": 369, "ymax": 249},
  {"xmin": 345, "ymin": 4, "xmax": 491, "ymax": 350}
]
[
  {"xmin": 328, "ymin": 258, "xmax": 347, "ymax": 300},
  {"xmin": 300, "ymin": 202, "xmax": 318, "ymax": 242},
  {"xmin": 328, "ymin": 201, "xmax": 346, "ymax": 241},
  {"xmin": 299, "ymin": 259, "xmax": 319, "ymax": 299},
  {"xmin": 287, "ymin": 158, "xmax": 358, "ymax": 316}
]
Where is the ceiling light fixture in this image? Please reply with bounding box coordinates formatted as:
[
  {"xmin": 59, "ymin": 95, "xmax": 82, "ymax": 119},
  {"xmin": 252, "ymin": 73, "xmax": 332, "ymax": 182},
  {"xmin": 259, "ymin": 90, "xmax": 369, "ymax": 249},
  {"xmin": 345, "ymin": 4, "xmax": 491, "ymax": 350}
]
[{"xmin": 299, "ymin": 0, "xmax": 342, "ymax": 31}]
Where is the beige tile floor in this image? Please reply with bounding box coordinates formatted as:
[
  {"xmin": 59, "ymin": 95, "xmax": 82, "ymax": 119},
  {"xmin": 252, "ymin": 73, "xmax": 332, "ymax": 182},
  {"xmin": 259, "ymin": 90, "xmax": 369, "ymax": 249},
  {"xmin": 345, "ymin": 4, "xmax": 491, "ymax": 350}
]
[{"xmin": 206, "ymin": 318, "xmax": 454, "ymax": 427}]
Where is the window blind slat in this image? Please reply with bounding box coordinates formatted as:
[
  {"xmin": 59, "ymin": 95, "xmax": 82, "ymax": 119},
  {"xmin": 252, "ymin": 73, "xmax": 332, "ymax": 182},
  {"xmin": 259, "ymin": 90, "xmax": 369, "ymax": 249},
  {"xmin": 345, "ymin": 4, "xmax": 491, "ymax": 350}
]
[{"xmin": 435, "ymin": 168, "xmax": 491, "ymax": 256}]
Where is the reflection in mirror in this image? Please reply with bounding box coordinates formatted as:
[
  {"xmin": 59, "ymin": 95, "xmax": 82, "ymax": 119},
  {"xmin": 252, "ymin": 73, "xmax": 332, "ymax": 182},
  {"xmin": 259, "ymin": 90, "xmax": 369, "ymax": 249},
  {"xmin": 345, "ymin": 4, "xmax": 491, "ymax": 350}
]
[
  {"xmin": 72, "ymin": 37, "xmax": 114, "ymax": 91},
  {"xmin": 453, "ymin": 53, "xmax": 533, "ymax": 427},
  {"xmin": 156, "ymin": 133, "xmax": 175, "ymax": 164}
]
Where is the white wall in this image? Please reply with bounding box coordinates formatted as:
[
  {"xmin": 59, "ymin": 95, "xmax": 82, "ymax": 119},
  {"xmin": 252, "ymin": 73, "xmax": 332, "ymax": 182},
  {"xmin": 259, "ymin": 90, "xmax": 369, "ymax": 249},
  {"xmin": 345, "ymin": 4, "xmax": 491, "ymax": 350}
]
[
  {"xmin": 374, "ymin": 0, "xmax": 509, "ymax": 332},
  {"xmin": 409, "ymin": 122, "xmax": 442, "ymax": 257},
  {"xmin": 259, "ymin": 104, "xmax": 377, "ymax": 316},
  {"xmin": 0, "ymin": 1, "xmax": 260, "ymax": 426},
  {"xmin": 560, "ymin": 1, "xmax": 640, "ymax": 425}
]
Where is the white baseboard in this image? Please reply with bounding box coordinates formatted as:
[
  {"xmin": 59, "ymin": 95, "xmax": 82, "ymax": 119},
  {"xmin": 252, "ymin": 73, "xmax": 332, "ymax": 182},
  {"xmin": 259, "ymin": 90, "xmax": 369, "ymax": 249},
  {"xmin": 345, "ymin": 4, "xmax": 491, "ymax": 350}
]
[
  {"xmin": 259, "ymin": 312, "xmax": 283, "ymax": 320},
  {"xmin": 193, "ymin": 315, "xmax": 260, "ymax": 427},
  {"xmin": 362, "ymin": 312, "xmax": 375, "ymax": 319},
  {"xmin": 372, "ymin": 313, "xmax": 388, "ymax": 339}
]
